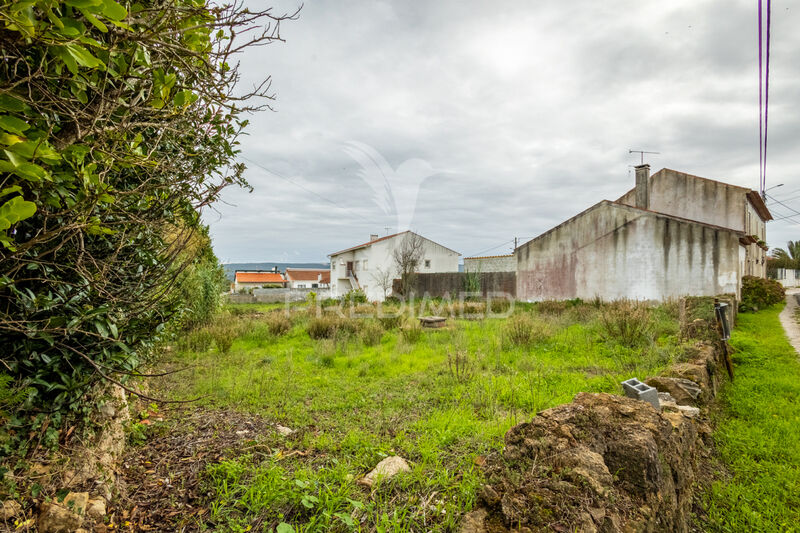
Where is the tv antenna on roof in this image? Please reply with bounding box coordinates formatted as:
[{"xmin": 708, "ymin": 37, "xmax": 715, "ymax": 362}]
[{"xmin": 629, "ymin": 149, "xmax": 660, "ymax": 165}]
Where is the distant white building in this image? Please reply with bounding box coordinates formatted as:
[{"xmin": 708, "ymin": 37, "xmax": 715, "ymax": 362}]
[
  {"xmin": 285, "ymin": 268, "xmax": 330, "ymax": 289},
  {"xmin": 329, "ymin": 231, "xmax": 460, "ymax": 301},
  {"xmin": 464, "ymin": 254, "xmax": 515, "ymax": 273}
]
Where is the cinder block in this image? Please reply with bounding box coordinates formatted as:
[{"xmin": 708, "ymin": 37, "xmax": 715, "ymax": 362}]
[{"xmin": 621, "ymin": 378, "xmax": 659, "ymax": 409}]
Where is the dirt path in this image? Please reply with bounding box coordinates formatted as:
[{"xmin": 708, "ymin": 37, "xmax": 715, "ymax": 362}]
[{"xmin": 778, "ymin": 288, "xmax": 800, "ymax": 354}]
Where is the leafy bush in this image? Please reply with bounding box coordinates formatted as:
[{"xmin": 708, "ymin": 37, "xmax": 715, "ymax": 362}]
[
  {"xmin": 740, "ymin": 276, "xmax": 785, "ymax": 312},
  {"xmin": 359, "ymin": 321, "xmax": 384, "ymax": 346},
  {"xmin": 0, "ymin": 1, "xmax": 288, "ymax": 415},
  {"xmin": 342, "ymin": 289, "xmax": 368, "ymax": 306},
  {"xmin": 599, "ymin": 300, "xmax": 654, "ymax": 347},
  {"xmin": 503, "ymin": 314, "xmax": 553, "ymax": 347}
]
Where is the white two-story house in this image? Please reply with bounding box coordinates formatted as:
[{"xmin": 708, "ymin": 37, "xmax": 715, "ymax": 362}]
[{"xmin": 329, "ymin": 231, "xmax": 460, "ymax": 301}]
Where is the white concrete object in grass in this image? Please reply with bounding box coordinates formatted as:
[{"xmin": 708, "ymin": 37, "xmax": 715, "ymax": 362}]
[{"xmin": 621, "ymin": 378, "xmax": 659, "ymax": 410}]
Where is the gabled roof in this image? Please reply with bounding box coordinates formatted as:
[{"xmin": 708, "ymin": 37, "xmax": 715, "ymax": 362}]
[
  {"xmin": 329, "ymin": 231, "xmax": 460, "ymax": 257},
  {"xmin": 235, "ymin": 272, "xmax": 286, "ymax": 283},
  {"xmin": 285, "ymin": 268, "xmax": 329, "ymax": 281},
  {"xmin": 618, "ymin": 168, "xmax": 772, "ymax": 221},
  {"xmin": 519, "ymin": 199, "xmax": 744, "ymax": 250}
]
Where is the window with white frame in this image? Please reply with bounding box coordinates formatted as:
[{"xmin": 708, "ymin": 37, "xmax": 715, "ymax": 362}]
[
  {"xmin": 355, "ymin": 260, "xmax": 360, "ymax": 271},
  {"xmin": 424, "ymin": 259, "xmax": 431, "ymax": 268},
  {"xmin": 363, "ymin": 259, "xmax": 368, "ymax": 270}
]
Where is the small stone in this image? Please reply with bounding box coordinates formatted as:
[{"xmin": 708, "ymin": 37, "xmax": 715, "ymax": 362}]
[
  {"xmin": 0, "ymin": 500, "xmax": 22, "ymax": 520},
  {"xmin": 98, "ymin": 402, "xmax": 115, "ymax": 419},
  {"xmin": 62, "ymin": 492, "xmax": 89, "ymax": 516},
  {"xmin": 358, "ymin": 456, "xmax": 411, "ymax": 488},
  {"xmin": 235, "ymin": 429, "xmax": 250, "ymax": 436},
  {"xmin": 86, "ymin": 498, "xmax": 106, "ymax": 521},
  {"xmin": 458, "ymin": 508, "xmax": 488, "ymax": 533},
  {"xmin": 479, "ymin": 484, "xmax": 500, "ymax": 506},
  {"xmin": 675, "ymin": 404, "xmax": 701, "ymax": 418},
  {"xmin": 37, "ymin": 502, "xmax": 83, "ymax": 533},
  {"xmin": 276, "ymin": 425, "xmax": 294, "ymax": 436}
]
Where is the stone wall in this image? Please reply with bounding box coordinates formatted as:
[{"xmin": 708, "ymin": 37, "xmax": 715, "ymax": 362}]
[
  {"xmin": 226, "ymin": 288, "xmax": 331, "ymax": 304},
  {"xmin": 461, "ymin": 340, "xmax": 726, "ymax": 533},
  {"xmin": 393, "ymin": 271, "xmax": 517, "ymax": 299}
]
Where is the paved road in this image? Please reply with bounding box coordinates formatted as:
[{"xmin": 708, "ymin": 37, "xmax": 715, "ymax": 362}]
[{"xmin": 778, "ymin": 288, "xmax": 800, "ymax": 354}]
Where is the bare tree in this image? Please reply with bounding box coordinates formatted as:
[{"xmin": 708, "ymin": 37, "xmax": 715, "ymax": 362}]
[
  {"xmin": 392, "ymin": 232, "xmax": 425, "ymax": 297},
  {"xmin": 372, "ymin": 266, "xmax": 396, "ymax": 299}
]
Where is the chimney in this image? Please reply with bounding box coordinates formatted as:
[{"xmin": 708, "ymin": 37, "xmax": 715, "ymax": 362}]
[
  {"xmin": 634, "ymin": 164, "xmax": 650, "ymax": 209},
  {"xmin": 370, "ymin": 234, "xmax": 379, "ymax": 241}
]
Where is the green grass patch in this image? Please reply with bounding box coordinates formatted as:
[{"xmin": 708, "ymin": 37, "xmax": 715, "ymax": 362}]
[
  {"xmin": 703, "ymin": 305, "xmax": 800, "ymax": 531},
  {"xmin": 158, "ymin": 302, "xmax": 691, "ymax": 532}
]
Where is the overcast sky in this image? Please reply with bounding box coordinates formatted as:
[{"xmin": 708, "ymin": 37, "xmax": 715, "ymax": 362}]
[{"xmin": 204, "ymin": 0, "xmax": 800, "ymax": 263}]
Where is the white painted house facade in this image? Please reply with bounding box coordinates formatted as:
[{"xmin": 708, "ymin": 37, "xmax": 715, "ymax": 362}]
[{"xmin": 329, "ymin": 231, "xmax": 460, "ymax": 301}]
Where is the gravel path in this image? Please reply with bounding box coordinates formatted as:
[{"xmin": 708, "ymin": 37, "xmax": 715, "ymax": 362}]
[{"xmin": 778, "ymin": 288, "xmax": 800, "ymax": 354}]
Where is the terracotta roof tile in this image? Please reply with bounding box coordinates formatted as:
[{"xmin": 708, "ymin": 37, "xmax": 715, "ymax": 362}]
[
  {"xmin": 286, "ymin": 268, "xmax": 330, "ymax": 281},
  {"xmin": 235, "ymin": 272, "xmax": 286, "ymax": 283}
]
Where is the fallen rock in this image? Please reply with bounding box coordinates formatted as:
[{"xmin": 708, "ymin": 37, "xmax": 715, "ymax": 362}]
[
  {"xmin": 358, "ymin": 456, "xmax": 410, "ymax": 488},
  {"xmin": 0, "ymin": 500, "xmax": 22, "ymax": 520},
  {"xmin": 86, "ymin": 498, "xmax": 106, "ymax": 521},
  {"xmin": 646, "ymin": 376, "xmax": 703, "ymax": 406}
]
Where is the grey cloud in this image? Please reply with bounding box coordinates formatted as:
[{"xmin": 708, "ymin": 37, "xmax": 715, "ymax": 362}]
[{"xmin": 205, "ymin": 0, "xmax": 800, "ymax": 261}]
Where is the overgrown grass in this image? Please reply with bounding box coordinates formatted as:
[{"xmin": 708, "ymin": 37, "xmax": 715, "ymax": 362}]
[
  {"xmin": 703, "ymin": 305, "xmax": 800, "ymax": 531},
  {"xmin": 157, "ymin": 301, "xmax": 689, "ymax": 532}
]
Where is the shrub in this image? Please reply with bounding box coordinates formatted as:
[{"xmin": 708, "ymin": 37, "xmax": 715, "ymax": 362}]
[
  {"xmin": 503, "ymin": 314, "xmax": 553, "ymax": 347},
  {"xmin": 740, "ymin": 276, "xmax": 785, "ymax": 312},
  {"xmin": 265, "ymin": 313, "xmax": 292, "ymax": 336},
  {"xmin": 599, "ymin": 300, "xmax": 654, "ymax": 348},
  {"xmin": 180, "ymin": 327, "xmax": 215, "ymax": 352},
  {"xmin": 359, "ymin": 321, "xmax": 384, "ymax": 346},
  {"xmin": 342, "ymin": 289, "xmax": 368, "ymax": 306},
  {"xmin": 210, "ymin": 321, "xmax": 238, "ymax": 353},
  {"xmin": 307, "ymin": 316, "xmax": 340, "ymax": 339},
  {"xmin": 400, "ymin": 323, "xmax": 423, "ymax": 343},
  {"xmin": 378, "ymin": 315, "xmax": 403, "ymax": 330},
  {"xmin": 307, "ymin": 315, "xmax": 359, "ymax": 339},
  {"xmin": 489, "ymin": 299, "xmax": 512, "ymax": 314},
  {"xmin": 536, "ymin": 300, "xmax": 568, "ymax": 315}
]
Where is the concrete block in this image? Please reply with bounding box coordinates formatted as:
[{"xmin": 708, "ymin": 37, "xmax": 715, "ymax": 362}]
[{"xmin": 621, "ymin": 378, "xmax": 659, "ymax": 409}]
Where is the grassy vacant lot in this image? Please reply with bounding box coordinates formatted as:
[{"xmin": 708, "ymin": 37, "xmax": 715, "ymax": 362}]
[
  {"xmin": 704, "ymin": 305, "xmax": 800, "ymax": 532},
  {"xmin": 153, "ymin": 300, "xmax": 691, "ymax": 532}
]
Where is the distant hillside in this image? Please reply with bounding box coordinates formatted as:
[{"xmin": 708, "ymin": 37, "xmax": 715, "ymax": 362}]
[{"xmin": 222, "ymin": 262, "xmax": 329, "ymax": 281}]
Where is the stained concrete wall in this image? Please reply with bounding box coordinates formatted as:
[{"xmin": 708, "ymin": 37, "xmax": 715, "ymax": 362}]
[
  {"xmin": 618, "ymin": 168, "xmax": 767, "ymax": 278},
  {"xmin": 618, "ymin": 169, "xmax": 747, "ymax": 231},
  {"xmin": 516, "ymin": 201, "xmax": 742, "ymax": 302},
  {"xmin": 464, "ymin": 255, "xmax": 515, "ymax": 273}
]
